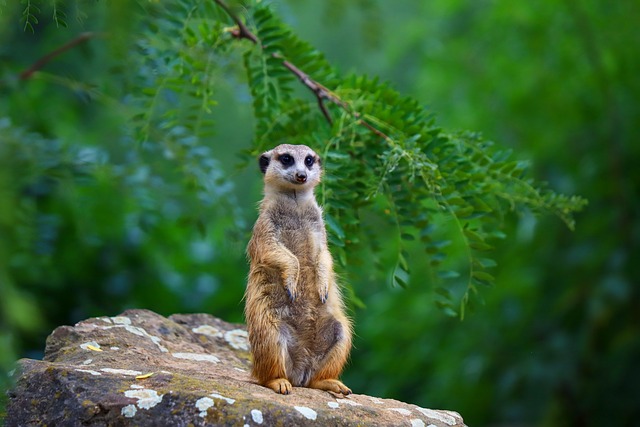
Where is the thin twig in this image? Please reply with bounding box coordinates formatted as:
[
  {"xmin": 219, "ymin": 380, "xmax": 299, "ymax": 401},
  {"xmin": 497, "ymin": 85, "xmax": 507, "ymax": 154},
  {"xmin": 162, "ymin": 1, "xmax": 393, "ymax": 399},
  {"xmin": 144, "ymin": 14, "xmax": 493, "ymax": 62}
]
[
  {"xmin": 281, "ymin": 59, "xmax": 342, "ymax": 125},
  {"xmin": 357, "ymin": 116, "xmax": 390, "ymax": 140},
  {"xmin": 19, "ymin": 32, "xmax": 100, "ymax": 81},
  {"xmin": 213, "ymin": 0, "xmax": 258, "ymax": 44},
  {"xmin": 213, "ymin": 0, "xmax": 390, "ymax": 139}
]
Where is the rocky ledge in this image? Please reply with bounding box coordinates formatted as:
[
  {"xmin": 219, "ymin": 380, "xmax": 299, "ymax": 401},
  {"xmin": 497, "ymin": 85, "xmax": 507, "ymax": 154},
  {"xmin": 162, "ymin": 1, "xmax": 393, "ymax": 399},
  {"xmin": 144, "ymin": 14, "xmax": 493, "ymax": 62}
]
[{"xmin": 6, "ymin": 309, "xmax": 465, "ymax": 426}]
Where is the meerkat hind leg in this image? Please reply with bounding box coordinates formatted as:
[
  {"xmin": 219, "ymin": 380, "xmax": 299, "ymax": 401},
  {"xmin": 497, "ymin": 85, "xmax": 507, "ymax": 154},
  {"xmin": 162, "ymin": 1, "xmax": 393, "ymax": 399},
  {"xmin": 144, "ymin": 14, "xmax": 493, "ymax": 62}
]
[
  {"xmin": 248, "ymin": 303, "xmax": 294, "ymax": 395},
  {"xmin": 308, "ymin": 319, "xmax": 352, "ymax": 395},
  {"xmin": 265, "ymin": 378, "xmax": 293, "ymax": 395},
  {"xmin": 309, "ymin": 378, "xmax": 351, "ymax": 395}
]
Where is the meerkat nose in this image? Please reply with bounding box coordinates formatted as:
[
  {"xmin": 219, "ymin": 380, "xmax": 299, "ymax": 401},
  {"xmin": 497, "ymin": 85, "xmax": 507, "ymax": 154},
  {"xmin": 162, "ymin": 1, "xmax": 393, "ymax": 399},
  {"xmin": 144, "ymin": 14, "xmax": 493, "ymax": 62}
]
[{"xmin": 295, "ymin": 172, "xmax": 307, "ymax": 183}]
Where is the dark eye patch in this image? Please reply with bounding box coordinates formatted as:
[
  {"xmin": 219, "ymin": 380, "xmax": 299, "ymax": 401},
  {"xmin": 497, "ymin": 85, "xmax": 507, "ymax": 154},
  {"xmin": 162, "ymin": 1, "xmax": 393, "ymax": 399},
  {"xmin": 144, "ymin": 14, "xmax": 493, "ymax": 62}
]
[
  {"xmin": 279, "ymin": 153, "xmax": 294, "ymax": 167},
  {"xmin": 304, "ymin": 155, "xmax": 315, "ymax": 168}
]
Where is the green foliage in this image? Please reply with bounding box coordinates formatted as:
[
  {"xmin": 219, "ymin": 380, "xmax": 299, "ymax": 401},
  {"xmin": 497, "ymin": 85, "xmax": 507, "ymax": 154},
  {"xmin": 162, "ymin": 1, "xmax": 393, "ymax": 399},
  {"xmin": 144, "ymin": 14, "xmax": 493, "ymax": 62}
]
[
  {"xmin": 0, "ymin": 3, "xmax": 250, "ymax": 408},
  {"xmin": 1, "ymin": 0, "xmax": 582, "ymax": 345},
  {"xmin": 20, "ymin": 1, "xmax": 40, "ymax": 33},
  {"xmin": 51, "ymin": 0, "xmax": 67, "ymax": 28},
  {"xmin": 230, "ymin": 1, "xmax": 585, "ymax": 317},
  {"xmin": 244, "ymin": 4, "xmax": 336, "ymax": 143},
  {"xmin": 16, "ymin": 0, "xmax": 73, "ymax": 32}
]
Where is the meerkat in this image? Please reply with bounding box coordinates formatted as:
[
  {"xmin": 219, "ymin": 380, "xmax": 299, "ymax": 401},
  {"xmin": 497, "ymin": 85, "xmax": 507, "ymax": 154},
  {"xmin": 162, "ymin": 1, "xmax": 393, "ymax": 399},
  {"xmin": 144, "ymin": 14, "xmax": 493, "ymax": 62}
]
[{"xmin": 244, "ymin": 144, "xmax": 352, "ymax": 395}]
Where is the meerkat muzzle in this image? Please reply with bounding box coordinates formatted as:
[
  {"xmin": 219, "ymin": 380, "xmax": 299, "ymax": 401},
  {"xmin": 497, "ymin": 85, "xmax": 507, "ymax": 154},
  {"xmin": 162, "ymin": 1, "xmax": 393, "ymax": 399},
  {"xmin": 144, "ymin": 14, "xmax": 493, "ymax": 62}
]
[{"xmin": 295, "ymin": 172, "xmax": 307, "ymax": 183}]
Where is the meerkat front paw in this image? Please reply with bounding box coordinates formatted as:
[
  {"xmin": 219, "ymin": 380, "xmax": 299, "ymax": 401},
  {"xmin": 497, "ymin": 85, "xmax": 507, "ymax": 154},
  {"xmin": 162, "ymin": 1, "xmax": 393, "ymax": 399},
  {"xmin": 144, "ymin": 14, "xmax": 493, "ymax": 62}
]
[
  {"xmin": 316, "ymin": 260, "xmax": 331, "ymax": 304},
  {"xmin": 319, "ymin": 282, "xmax": 329, "ymax": 304},
  {"xmin": 283, "ymin": 269, "xmax": 299, "ymax": 301}
]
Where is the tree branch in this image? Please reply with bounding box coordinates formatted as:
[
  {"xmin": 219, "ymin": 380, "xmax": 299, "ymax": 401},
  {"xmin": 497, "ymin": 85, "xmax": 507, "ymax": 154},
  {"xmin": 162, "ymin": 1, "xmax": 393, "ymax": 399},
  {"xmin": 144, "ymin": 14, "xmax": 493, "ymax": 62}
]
[
  {"xmin": 19, "ymin": 32, "xmax": 100, "ymax": 81},
  {"xmin": 212, "ymin": 0, "xmax": 390, "ymax": 139}
]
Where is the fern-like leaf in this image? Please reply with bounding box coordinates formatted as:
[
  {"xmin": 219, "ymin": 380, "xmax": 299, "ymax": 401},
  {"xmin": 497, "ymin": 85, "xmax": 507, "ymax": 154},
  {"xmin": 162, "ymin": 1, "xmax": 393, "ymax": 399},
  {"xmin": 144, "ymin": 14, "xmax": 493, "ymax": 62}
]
[{"xmin": 21, "ymin": 0, "xmax": 40, "ymax": 33}]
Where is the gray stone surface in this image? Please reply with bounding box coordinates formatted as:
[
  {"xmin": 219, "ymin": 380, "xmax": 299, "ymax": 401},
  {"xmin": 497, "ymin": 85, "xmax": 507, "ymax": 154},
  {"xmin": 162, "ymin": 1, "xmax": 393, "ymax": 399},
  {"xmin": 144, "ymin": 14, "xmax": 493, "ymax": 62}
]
[{"xmin": 6, "ymin": 309, "xmax": 466, "ymax": 426}]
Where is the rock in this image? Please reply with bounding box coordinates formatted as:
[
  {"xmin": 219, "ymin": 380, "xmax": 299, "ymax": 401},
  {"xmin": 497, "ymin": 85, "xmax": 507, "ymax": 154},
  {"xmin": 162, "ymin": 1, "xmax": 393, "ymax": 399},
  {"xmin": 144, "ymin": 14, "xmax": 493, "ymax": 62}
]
[{"xmin": 6, "ymin": 309, "xmax": 466, "ymax": 426}]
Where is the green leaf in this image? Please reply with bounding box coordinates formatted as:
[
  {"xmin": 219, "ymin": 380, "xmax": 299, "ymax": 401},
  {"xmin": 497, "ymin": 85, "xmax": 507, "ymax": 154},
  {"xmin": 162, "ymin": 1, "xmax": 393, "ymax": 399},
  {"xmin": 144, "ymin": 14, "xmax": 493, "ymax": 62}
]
[
  {"xmin": 325, "ymin": 213, "xmax": 345, "ymax": 240},
  {"xmin": 435, "ymin": 300, "xmax": 458, "ymax": 317},
  {"xmin": 437, "ymin": 270, "xmax": 460, "ymax": 279},
  {"xmin": 393, "ymin": 272, "xmax": 408, "ymax": 288},
  {"xmin": 469, "ymin": 241, "xmax": 494, "ymax": 251},
  {"xmin": 435, "ymin": 286, "xmax": 452, "ymax": 298},
  {"xmin": 464, "ymin": 228, "xmax": 485, "ymax": 243},
  {"xmin": 474, "ymin": 257, "xmax": 498, "ymax": 269},
  {"xmin": 472, "ymin": 271, "xmax": 495, "ymax": 283}
]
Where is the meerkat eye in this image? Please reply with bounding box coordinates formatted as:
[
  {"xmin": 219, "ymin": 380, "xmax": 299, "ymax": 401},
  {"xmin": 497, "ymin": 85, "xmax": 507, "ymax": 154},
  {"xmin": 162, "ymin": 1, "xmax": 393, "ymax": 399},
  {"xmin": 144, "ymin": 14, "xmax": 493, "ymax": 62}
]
[
  {"xmin": 279, "ymin": 154, "xmax": 294, "ymax": 167},
  {"xmin": 304, "ymin": 155, "xmax": 315, "ymax": 168}
]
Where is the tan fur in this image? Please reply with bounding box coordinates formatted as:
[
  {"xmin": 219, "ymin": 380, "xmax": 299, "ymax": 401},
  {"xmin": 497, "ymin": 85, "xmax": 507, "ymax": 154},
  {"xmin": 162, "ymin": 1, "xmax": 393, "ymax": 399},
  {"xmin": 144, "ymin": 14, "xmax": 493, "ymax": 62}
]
[{"xmin": 244, "ymin": 144, "xmax": 352, "ymax": 395}]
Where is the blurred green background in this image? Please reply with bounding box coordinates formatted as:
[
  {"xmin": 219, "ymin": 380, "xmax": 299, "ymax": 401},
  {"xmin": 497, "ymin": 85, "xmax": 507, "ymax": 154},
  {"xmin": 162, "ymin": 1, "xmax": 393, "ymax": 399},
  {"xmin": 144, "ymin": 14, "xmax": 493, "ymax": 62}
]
[{"xmin": 1, "ymin": 1, "xmax": 638, "ymax": 426}]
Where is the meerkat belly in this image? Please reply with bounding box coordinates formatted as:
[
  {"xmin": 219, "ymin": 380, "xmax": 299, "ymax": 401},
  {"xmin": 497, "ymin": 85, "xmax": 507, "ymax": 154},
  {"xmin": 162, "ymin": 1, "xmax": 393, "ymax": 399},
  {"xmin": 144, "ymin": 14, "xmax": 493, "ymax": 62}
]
[
  {"xmin": 280, "ymin": 311, "xmax": 342, "ymax": 387},
  {"xmin": 279, "ymin": 229, "xmax": 322, "ymax": 269}
]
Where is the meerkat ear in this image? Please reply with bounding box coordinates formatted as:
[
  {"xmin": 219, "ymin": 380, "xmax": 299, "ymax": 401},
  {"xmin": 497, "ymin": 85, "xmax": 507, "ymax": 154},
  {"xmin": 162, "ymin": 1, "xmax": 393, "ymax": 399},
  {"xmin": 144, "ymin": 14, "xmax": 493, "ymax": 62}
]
[{"xmin": 259, "ymin": 151, "xmax": 271, "ymax": 174}]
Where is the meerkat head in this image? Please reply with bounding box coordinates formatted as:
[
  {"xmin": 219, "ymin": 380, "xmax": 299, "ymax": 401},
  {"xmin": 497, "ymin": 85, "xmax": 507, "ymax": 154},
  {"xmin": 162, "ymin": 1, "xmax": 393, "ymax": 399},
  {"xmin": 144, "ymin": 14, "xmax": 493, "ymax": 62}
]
[{"xmin": 259, "ymin": 144, "xmax": 322, "ymax": 196}]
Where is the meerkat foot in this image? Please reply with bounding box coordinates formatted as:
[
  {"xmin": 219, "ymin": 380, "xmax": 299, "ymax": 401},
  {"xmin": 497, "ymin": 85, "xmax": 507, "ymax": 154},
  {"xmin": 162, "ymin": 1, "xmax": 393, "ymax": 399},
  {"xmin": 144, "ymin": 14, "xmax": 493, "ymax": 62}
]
[
  {"xmin": 309, "ymin": 379, "xmax": 351, "ymax": 395},
  {"xmin": 266, "ymin": 378, "xmax": 293, "ymax": 395}
]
